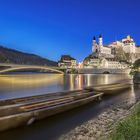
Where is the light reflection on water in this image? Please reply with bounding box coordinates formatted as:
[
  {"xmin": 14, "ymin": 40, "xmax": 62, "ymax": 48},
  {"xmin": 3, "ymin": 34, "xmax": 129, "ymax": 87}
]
[
  {"xmin": 128, "ymin": 85, "xmax": 136, "ymax": 104},
  {"xmin": 0, "ymin": 74, "xmax": 131, "ymax": 99}
]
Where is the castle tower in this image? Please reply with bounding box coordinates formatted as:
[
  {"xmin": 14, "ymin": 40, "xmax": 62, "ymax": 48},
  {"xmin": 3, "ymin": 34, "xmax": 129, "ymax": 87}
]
[
  {"xmin": 92, "ymin": 36, "xmax": 96, "ymax": 52},
  {"xmin": 92, "ymin": 36, "xmax": 100, "ymax": 53},
  {"xmin": 99, "ymin": 34, "xmax": 103, "ymax": 47},
  {"xmin": 122, "ymin": 35, "xmax": 136, "ymax": 54}
]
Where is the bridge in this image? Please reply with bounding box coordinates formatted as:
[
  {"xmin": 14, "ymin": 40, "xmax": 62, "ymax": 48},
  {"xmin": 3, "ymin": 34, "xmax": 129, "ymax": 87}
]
[{"xmin": 0, "ymin": 63, "xmax": 64, "ymax": 74}]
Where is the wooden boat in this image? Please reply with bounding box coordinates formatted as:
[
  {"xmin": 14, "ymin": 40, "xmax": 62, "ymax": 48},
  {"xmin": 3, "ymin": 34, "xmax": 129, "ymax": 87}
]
[
  {"xmin": 85, "ymin": 83, "xmax": 132, "ymax": 94},
  {"xmin": 0, "ymin": 89, "xmax": 83, "ymax": 106},
  {"xmin": 0, "ymin": 82, "xmax": 131, "ymax": 132},
  {"xmin": 0, "ymin": 89, "xmax": 103, "ymax": 132}
]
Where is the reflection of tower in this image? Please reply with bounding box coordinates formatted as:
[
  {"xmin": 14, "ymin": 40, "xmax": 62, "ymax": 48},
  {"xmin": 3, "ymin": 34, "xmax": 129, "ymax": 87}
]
[{"xmin": 69, "ymin": 74, "xmax": 74, "ymax": 90}]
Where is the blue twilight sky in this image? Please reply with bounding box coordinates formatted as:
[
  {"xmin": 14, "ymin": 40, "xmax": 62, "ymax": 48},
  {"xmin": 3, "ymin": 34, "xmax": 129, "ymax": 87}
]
[{"xmin": 0, "ymin": 0, "xmax": 140, "ymax": 62}]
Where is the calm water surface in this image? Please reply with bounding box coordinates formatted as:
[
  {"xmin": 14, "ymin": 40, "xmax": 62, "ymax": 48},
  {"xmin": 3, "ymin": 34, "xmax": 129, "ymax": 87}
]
[
  {"xmin": 0, "ymin": 74, "xmax": 131, "ymax": 99},
  {"xmin": 0, "ymin": 74, "xmax": 140, "ymax": 140}
]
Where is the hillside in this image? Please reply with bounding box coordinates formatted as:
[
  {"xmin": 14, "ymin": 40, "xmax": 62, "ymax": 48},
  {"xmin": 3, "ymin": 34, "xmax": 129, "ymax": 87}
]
[{"xmin": 0, "ymin": 46, "xmax": 57, "ymax": 66}]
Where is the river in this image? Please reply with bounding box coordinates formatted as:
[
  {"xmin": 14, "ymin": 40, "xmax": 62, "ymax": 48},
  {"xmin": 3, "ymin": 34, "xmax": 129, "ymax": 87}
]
[
  {"xmin": 0, "ymin": 74, "xmax": 139, "ymax": 140},
  {"xmin": 0, "ymin": 73, "xmax": 131, "ymax": 100}
]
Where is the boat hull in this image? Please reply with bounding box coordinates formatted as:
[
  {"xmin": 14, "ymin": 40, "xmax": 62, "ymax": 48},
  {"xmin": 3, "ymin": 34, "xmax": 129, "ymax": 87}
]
[
  {"xmin": 85, "ymin": 83, "xmax": 131, "ymax": 95},
  {"xmin": 0, "ymin": 92, "xmax": 103, "ymax": 132}
]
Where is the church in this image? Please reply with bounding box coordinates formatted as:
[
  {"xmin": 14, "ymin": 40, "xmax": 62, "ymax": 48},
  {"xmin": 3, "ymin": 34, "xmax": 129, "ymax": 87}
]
[{"xmin": 92, "ymin": 35, "xmax": 111, "ymax": 55}]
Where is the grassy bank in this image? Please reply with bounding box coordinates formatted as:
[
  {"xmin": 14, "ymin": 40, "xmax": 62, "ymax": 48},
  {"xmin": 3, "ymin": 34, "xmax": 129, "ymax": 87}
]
[{"xmin": 111, "ymin": 103, "xmax": 140, "ymax": 140}]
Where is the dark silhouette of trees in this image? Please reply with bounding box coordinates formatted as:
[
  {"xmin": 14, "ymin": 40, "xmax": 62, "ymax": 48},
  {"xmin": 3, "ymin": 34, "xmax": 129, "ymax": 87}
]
[{"xmin": 0, "ymin": 46, "xmax": 57, "ymax": 66}]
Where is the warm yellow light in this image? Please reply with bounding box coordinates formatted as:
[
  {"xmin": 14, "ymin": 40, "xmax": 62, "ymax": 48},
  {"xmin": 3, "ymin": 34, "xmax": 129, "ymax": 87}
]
[{"xmin": 0, "ymin": 74, "xmax": 63, "ymax": 89}]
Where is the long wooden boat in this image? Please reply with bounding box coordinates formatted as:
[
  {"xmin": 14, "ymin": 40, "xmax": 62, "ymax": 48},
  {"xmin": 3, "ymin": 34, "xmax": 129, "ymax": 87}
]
[
  {"xmin": 0, "ymin": 90, "xmax": 103, "ymax": 132},
  {"xmin": 0, "ymin": 89, "xmax": 83, "ymax": 106},
  {"xmin": 85, "ymin": 83, "xmax": 132, "ymax": 94},
  {"xmin": 0, "ymin": 82, "xmax": 131, "ymax": 132}
]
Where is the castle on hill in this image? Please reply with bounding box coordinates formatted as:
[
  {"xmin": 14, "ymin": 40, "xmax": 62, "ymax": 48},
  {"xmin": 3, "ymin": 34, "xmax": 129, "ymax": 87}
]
[
  {"xmin": 83, "ymin": 35, "xmax": 140, "ymax": 68},
  {"xmin": 92, "ymin": 34, "xmax": 140, "ymax": 57}
]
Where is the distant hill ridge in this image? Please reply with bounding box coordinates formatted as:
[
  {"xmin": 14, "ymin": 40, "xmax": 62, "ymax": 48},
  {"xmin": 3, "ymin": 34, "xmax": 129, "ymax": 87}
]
[{"xmin": 0, "ymin": 46, "xmax": 57, "ymax": 66}]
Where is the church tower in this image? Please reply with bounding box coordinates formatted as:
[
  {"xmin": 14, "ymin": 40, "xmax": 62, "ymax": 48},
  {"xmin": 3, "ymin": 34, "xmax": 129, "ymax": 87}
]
[
  {"xmin": 92, "ymin": 36, "xmax": 98, "ymax": 53},
  {"xmin": 98, "ymin": 34, "xmax": 103, "ymax": 47}
]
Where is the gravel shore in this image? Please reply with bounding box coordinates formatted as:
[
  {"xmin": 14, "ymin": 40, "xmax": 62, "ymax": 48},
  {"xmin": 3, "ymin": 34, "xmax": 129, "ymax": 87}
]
[{"xmin": 59, "ymin": 96, "xmax": 140, "ymax": 140}]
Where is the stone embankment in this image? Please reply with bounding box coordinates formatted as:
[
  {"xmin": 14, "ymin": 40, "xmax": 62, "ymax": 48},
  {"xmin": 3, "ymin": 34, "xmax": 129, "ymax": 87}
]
[
  {"xmin": 59, "ymin": 97, "xmax": 140, "ymax": 140},
  {"xmin": 133, "ymin": 72, "xmax": 140, "ymax": 84}
]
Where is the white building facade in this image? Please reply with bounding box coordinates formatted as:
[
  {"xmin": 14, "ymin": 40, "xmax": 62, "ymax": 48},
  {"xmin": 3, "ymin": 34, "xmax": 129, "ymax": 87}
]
[
  {"xmin": 85, "ymin": 57, "xmax": 128, "ymax": 69},
  {"xmin": 58, "ymin": 55, "xmax": 77, "ymax": 68},
  {"xmin": 93, "ymin": 35, "xmax": 140, "ymax": 55},
  {"xmin": 109, "ymin": 35, "xmax": 139, "ymax": 54}
]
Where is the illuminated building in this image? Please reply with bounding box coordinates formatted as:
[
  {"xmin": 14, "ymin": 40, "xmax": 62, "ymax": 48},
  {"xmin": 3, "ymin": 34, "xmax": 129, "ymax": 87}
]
[{"xmin": 58, "ymin": 55, "xmax": 77, "ymax": 68}]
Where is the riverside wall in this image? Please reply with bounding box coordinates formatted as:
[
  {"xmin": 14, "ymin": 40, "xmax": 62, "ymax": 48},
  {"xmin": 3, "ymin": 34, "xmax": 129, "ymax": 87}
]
[{"xmin": 78, "ymin": 68, "xmax": 131, "ymax": 74}]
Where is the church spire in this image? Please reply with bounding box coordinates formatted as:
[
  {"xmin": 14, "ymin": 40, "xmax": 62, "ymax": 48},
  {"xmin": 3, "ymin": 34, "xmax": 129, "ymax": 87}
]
[
  {"xmin": 99, "ymin": 34, "xmax": 102, "ymax": 38},
  {"xmin": 92, "ymin": 36, "xmax": 97, "ymax": 53},
  {"xmin": 99, "ymin": 34, "xmax": 103, "ymax": 46},
  {"xmin": 93, "ymin": 36, "xmax": 96, "ymax": 40}
]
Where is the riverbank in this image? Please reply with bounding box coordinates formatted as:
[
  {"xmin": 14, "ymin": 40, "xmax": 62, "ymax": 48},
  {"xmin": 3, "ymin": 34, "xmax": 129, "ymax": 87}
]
[
  {"xmin": 133, "ymin": 72, "xmax": 140, "ymax": 84},
  {"xmin": 59, "ymin": 93, "xmax": 140, "ymax": 140},
  {"xmin": 111, "ymin": 101, "xmax": 140, "ymax": 140}
]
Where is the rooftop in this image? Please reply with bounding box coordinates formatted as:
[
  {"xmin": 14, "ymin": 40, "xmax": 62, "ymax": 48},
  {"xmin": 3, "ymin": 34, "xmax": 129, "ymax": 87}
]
[{"xmin": 60, "ymin": 55, "xmax": 76, "ymax": 61}]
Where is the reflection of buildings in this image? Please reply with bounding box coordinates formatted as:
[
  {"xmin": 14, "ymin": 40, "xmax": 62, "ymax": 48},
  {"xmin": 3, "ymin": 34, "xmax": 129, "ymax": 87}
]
[
  {"xmin": 129, "ymin": 85, "xmax": 136, "ymax": 103},
  {"xmin": 86, "ymin": 74, "xmax": 92, "ymax": 86},
  {"xmin": 69, "ymin": 74, "xmax": 74, "ymax": 90},
  {"xmin": 84, "ymin": 35, "xmax": 140, "ymax": 69},
  {"xmin": 68, "ymin": 74, "xmax": 84, "ymax": 90},
  {"xmin": 0, "ymin": 74, "xmax": 63, "ymax": 89},
  {"xmin": 58, "ymin": 55, "xmax": 77, "ymax": 68}
]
